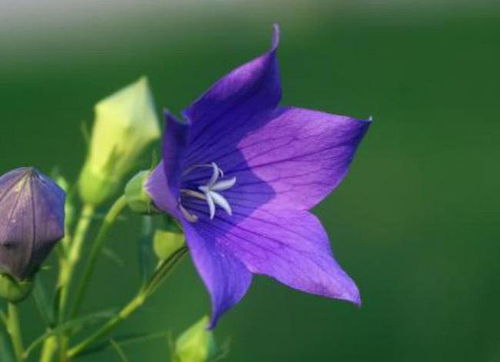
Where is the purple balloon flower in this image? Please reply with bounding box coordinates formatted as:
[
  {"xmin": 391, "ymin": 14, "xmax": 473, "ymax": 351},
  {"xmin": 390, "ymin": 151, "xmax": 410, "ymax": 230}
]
[
  {"xmin": 147, "ymin": 25, "xmax": 371, "ymax": 327},
  {"xmin": 0, "ymin": 167, "xmax": 65, "ymax": 280}
]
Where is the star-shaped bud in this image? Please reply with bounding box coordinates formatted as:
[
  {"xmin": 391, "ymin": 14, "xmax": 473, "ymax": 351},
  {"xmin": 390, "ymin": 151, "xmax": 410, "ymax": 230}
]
[{"xmin": 0, "ymin": 167, "xmax": 65, "ymax": 281}]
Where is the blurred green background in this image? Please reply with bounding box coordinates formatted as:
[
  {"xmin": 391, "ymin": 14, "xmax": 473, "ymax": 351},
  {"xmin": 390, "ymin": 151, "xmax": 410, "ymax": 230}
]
[{"xmin": 1, "ymin": 0, "xmax": 500, "ymax": 361}]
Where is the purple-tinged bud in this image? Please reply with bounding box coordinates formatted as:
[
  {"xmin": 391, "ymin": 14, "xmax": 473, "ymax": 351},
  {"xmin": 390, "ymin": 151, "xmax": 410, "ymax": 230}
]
[{"xmin": 0, "ymin": 168, "xmax": 65, "ymax": 281}]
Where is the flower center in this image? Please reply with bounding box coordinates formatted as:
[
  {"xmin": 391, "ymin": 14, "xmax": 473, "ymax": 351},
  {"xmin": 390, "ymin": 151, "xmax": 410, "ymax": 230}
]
[{"xmin": 179, "ymin": 163, "xmax": 236, "ymax": 223}]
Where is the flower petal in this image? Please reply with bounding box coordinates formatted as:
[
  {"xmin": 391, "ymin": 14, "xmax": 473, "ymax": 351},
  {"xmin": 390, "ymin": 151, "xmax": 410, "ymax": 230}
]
[
  {"xmin": 182, "ymin": 25, "xmax": 281, "ymax": 167},
  {"xmin": 162, "ymin": 112, "xmax": 190, "ymax": 195},
  {"xmin": 182, "ymin": 220, "xmax": 253, "ymax": 328},
  {"xmin": 222, "ymin": 206, "xmax": 360, "ymax": 305},
  {"xmin": 222, "ymin": 107, "xmax": 371, "ymax": 210},
  {"xmin": 146, "ymin": 162, "xmax": 174, "ymax": 217},
  {"xmin": 146, "ymin": 112, "xmax": 190, "ymax": 217}
]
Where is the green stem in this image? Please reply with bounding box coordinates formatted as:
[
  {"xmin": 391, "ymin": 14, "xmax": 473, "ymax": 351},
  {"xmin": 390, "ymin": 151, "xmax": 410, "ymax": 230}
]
[
  {"xmin": 59, "ymin": 204, "xmax": 96, "ymax": 321},
  {"xmin": 67, "ymin": 247, "xmax": 187, "ymax": 358},
  {"xmin": 40, "ymin": 204, "xmax": 95, "ymax": 362},
  {"xmin": 69, "ymin": 293, "xmax": 145, "ymax": 359},
  {"xmin": 70, "ymin": 195, "xmax": 128, "ymax": 318},
  {"xmin": 6, "ymin": 303, "xmax": 25, "ymax": 362},
  {"xmin": 144, "ymin": 249, "xmax": 187, "ymax": 298},
  {"xmin": 39, "ymin": 336, "xmax": 56, "ymax": 362}
]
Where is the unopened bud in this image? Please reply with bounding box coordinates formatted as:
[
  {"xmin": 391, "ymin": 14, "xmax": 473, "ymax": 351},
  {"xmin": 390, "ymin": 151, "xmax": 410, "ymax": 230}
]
[
  {"xmin": 0, "ymin": 168, "xmax": 65, "ymax": 281},
  {"xmin": 153, "ymin": 229, "xmax": 184, "ymax": 261},
  {"xmin": 79, "ymin": 77, "xmax": 160, "ymax": 205},
  {"xmin": 174, "ymin": 316, "xmax": 216, "ymax": 362}
]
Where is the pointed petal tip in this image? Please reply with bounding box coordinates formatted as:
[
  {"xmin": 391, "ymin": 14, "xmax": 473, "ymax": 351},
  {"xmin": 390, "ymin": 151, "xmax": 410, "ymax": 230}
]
[
  {"xmin": 349, "ymin": 114, "xmax": 372, "ymax": 126},
  {"xmin": 163, "ymin": 109, "xmax": 176, "ymax": 121},
  {"xmin": 341, "ymin": 113, "xmax": 373, "ymax": 125},
  {"xmin": 133, "ymin": 76, "xmax": 148, "ymax": 90},
  {"xmin": 164, "ymin": 110, "xmax": 191, "ymax": 129},
  {"xmin": 13, "ymin": 167, "xmax": 64, "ymax": 195},
  {"xmin": 203, "ymin": 289, "xmax": 237, "ymax": 331},
  {"xmin": 15, "ymin": 166, "xmax": 38, "ymax": 178},
  {"xmin": 344, "ymin": 113, "xmax": 372, "ymax": 134},
  {"xmin": 350, "ymin": 291, "xmax": 362, "ymax": 307},
  {"xmin": 206, "ymin": 316, "xmax": 218, "ymax": 330},
  {"xmin": 206, "ymin": 301, "xmax": 232, "ymax": 329},
  {"xmin": 271, "ymin": 24, "xmax": 280, "ymax": 50},
  {"xmin": 338, "ymin": 284, "xmax": 362, "ymax": 307},
  {"xmin": 135, "ymin": 76, "xmax": 152, "ymax": 95}
]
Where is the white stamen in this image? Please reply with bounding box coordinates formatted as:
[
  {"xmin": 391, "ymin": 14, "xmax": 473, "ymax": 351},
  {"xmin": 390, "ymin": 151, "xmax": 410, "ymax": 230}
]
[
  {"xmin": 182, "ymin": 163, "xmax": 217, "ymax": 176},
  {"xmin": 180, "ymin": 204, "xmax": 198, "ymax": 223},
  {"xmin": 206, "ymin": 192, "xmax": 216, "ymax": 219},
  {"xmin": 211, "ymin": 177, "xmax": 236, "ymax": 191},
  {"xmin": 209, "ymin": 191, "xmax": 232, "ymax": 216},
  {"xmin": 181, "ymin": 162, "xmax": 236, "ymax": 222},
  {"xmin": 207, "ymin": 163, "xmax": 220, "ymax": 188},
  {"xmin": 181, "ymin": 189, "xmax": 207, "ymax": 200}
]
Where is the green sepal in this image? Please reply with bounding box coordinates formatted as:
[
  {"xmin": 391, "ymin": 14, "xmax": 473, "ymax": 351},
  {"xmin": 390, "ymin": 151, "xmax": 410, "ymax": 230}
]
[
  {"xmin": 0, "ymin": 274, "xmax": 33, "ymax": 303},
  {"xmin": 124, "ymin": 170, "xmax": 159, "ymax": 215}
]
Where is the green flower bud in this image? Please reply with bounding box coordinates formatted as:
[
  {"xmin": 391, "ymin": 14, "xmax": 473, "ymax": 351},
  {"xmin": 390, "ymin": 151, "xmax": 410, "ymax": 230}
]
[
  {"xmin": 174, "ymin": 316, "xmax": 216, "ymax": 362},
  {"xmin": 124, "ymin": 170, "xmax": 159, "ymax": 215},
  {"xmin": 79, "ymin": 77, "xmax": 161, "ymax": 205},
  {"xmin": 153, "ymin": 229, "xmax": 185, "ymax": 261},
  {"xmin": 0, "ymin": 274, "xmax": 33, "ymax": 303}
]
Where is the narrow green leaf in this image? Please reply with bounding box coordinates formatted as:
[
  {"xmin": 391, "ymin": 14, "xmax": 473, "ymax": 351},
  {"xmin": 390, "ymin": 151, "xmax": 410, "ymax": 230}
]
[
  {"xmin": 110, "ymin": 339, "xmax": 129, "ymax": 362},
  {"xmin": 212, "ymin": 338, "xmax": 231, "ymax": 361},
  {"xmin": 0, "ymin": 327, "xmax": 16, "ymax": 362},
  {"xmin": 24, "ymin": 309, "xmax": 116, "ymax": 357},
  {"xmin": 138, "ymin": 216, "xmax": 154, "ymax": 284},
  {"xmin": 33, "ymin": 277, "xmax": 54, "ymax": 327},
  {"xmin": 52, "ymin": 286, "xmax": 61, "ymax": 324},
  {"xmin": 58, "ymin": 309, "xmax": 116, "ymax": 335},
  {"xmin": 168, "ymin": 331, "xmax": 175, "ymax": 361},
  {"xmin": 80, "ymin": 331, "xmax": 171, "ymax": 356},
  {"xmin": 102, "ymin": 247, "xmax": 125, "ymax": 267},
  {"xmin": 0, "ymin": 310, "xmax": 8, "ymax": 325}
]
